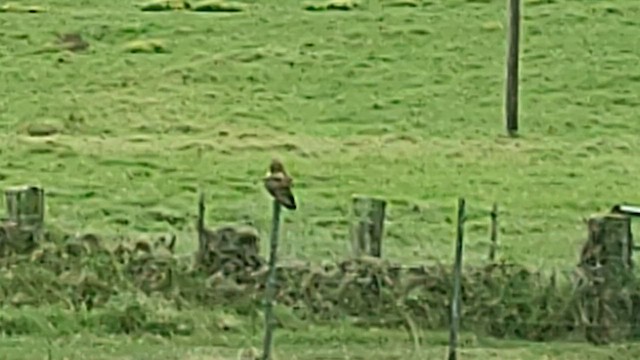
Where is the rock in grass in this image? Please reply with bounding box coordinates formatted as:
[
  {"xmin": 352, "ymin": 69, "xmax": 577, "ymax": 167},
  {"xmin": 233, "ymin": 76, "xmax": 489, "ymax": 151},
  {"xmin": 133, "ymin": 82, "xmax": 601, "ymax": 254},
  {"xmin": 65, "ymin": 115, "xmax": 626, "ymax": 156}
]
[
  {"xmin": 123, "ymin": 39, "xmax": 169, "ymax": 54},
  {"xmin": 138, "ymin": 0, "xmax": 191, "ymax": 11},
  {"xmin": 304, "ymin": 0, "xmax": 360, "ymax": 11},
  {"xmin": 191, "ymin": 0, "xmax": 246, "ymax": 12},
  {"xmin": 0, "ymin": 2, "xmax": 45, "ymax": 13}
]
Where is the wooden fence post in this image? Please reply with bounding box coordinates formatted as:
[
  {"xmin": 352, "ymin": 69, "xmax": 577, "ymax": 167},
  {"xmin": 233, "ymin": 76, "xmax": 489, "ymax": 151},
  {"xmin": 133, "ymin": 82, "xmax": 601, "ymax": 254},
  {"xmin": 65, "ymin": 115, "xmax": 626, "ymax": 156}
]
[
  {"xmin": 505, "ymin": 0, "xmax": 521, "ymax": 136},
  {"xmin": 488, "ymin": 203, "xmax": 498, "ymax": 261},
  {"xmin": 4, "ymin": 185, "xmax": 45, "ymax": 227},
  {"xmin": 197, "ymin": 191, "xmax": 206, "ymax": 255},
  {"xmin": 351, "ymin": 196, "xmax": 387, "ymax": 258},
  {"xmin": 448, "ymin": 198, "xmax": 466, "ymax": 360},
  {"xmin": 261, "ymin": 201, "xmax": 283, "ymax": 360},
  {"xmin": 579, "ymin": 213, "xmax": 634, "ymax": 345}
]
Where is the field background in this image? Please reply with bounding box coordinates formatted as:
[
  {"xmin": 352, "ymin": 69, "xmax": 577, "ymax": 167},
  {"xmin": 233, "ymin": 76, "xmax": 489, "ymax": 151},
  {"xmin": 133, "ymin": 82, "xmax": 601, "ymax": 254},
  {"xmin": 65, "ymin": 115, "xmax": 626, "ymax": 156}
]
[{"xmin": 1, "ymin": 0, "xmax": 640, "ymax": 358}]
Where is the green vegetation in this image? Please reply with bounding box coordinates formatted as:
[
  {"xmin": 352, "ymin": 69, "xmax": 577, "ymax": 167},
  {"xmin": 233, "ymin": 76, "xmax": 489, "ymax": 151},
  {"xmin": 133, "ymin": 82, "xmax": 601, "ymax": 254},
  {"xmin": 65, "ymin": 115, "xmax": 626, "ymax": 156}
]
[
  {"xmin": 1, "ymin": 0, "xmax": 639, "ymax": 265},
  {"xmin": 1, "ymin": 307, "xmax": 638, "ymax": 360},
  {"xmin": 0, "ymin": 310, "xmax": 639, "ymax": 360},
  {"xmin": 1, "ymin": 0, "xmax": 639, "ymax": 358}
]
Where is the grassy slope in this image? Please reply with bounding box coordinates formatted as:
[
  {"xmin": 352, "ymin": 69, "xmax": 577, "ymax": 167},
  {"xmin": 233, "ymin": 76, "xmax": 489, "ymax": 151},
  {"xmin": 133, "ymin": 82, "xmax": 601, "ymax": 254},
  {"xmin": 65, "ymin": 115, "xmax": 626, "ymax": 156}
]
[
  {"xmin": 1, "ymin": 0, "xmax": 639, "ymax": 267},
  {"xmin": 1, "ymin": 0, "xmax": 640, "ymax": 358}
]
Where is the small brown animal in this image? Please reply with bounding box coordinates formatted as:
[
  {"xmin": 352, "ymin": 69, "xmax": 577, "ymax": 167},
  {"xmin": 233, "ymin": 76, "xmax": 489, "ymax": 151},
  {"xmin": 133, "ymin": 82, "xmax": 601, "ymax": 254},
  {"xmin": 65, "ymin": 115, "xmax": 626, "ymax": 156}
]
[{"xmin": 263, "ymin": 158, "xmax": 297, "ymax": 210}]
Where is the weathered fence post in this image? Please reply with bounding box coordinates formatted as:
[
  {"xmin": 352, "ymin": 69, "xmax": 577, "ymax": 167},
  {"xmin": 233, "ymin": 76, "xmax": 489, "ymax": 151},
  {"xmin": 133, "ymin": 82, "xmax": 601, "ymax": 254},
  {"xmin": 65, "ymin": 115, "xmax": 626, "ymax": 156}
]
[
  {"xmin": 1, "ymin": 186, "xmax": 46, "ymax": 254},
  {"xmin": 4, "ymin": 185, "xmax": 45, "ymax": 229},
  {"xmin": 448, "ymin": 198, "xmax": 466, "ymax": 360},
  {"xmin": 488, "ymin": 203, "xmax": 498, "ymax": 261},
  {"xmin": 505, "ymin": 0, "xmax": 521, "ymax": 136},
  {"xmin": 197, "ymin": 191, "xmax": 206, "ymax": 255},
  {"xmin": 610, "ymin": 205, "xmax": 638, "ymax": 266},
  {"xmin": 261, "ymin": 200, "xmax": 282, "ymax": 360},
  {"xmin": 609, "ymin": 204, "xmax": 640, "ymax": 337},
  {"xmin": 351, "ymin": 196, "xmax": 387, "ymax": 258},
  {"xmin": 579, "ymin": 213, "xmax": 634, "ymax": 345}
]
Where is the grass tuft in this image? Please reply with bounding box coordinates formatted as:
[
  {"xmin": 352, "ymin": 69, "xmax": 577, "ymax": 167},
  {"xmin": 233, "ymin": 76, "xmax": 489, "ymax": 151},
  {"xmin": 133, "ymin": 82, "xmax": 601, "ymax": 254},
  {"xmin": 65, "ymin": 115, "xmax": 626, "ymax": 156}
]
[
  {"xmin": 383, "ymin": 0, "xmax": 420, "ymax": 8},
  {"xmin": 304, "ymin": 0, "xmax": 360, "ymax": 11},
  {"xmin": 0, "ymin": 2, "xmax": 45, "ymax": 13},
  {"xmin": 190, "ymin": 0, "xmax": 246, "ymax": 12},
  {"xmin": 123, "ymin": 39, "xmax": 169, "ymax": 53},
  {"xmin": 20, "ymin": 120, "xmax": 65, "ymax": 137},
  {"xmin": 138, "ymin": 0, "xmax": 191, "ymax": 11}
]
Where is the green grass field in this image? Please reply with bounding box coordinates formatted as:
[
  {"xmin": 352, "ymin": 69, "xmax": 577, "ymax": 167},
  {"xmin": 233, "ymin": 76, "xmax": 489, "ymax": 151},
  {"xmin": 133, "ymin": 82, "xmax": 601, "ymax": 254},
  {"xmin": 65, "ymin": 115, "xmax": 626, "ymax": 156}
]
[
  {"xmin": 1, "ymin": 0, "xmax": 640, "ymax": 358},
  {"xmin": 0, "ymin": 306, "xmax": 639, "ymax": 360},
  {"xmin": 2, "ymin": 331, "xmax": 640, "ymax": 360},
  {"xmin": 1, "ymin": 0, "xmax": 638, "ymax": 266}
]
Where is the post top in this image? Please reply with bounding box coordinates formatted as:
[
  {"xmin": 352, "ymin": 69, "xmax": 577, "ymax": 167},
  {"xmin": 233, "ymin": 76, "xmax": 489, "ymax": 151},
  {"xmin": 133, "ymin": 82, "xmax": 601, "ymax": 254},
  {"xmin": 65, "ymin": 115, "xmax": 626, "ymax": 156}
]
[
  {"xmin": 4, "ymin": 185, "xmax": 43, "ymax": 193},
  {"xmin": 611, "ymin": 204, "xmax": 640, "ymax": 217},
  {"xmin": 588, "ymin": 212, "xmax": 630, "ymax": 221}
]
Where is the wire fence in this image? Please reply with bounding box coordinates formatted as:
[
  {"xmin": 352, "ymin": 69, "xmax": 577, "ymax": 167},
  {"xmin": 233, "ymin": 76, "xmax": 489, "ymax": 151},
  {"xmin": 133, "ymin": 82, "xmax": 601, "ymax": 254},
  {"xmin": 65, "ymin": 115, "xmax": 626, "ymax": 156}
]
[
  {"xmin": 255, "ymin": 195, "xmax": 639, "ymax": 347},
  {"xmin": 1, "ymin": 191, "xmax": 638, "ymax": 347},
  {"xmin": 270, "ymin": 197, "xmax": 602, "ymax": 270}
]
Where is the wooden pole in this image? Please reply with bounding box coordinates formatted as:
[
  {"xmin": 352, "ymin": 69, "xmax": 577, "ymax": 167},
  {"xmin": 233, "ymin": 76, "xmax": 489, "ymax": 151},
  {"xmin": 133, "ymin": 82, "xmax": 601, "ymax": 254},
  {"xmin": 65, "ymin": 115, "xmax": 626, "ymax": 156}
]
[
  {"xmin": 351, "ymin": 196, "xmax": 387, "ymax": 258},
  {"xmin": 197, "ymin": 191, "xmax": 206, "ymax": 255},
  {"xmin": 448, "ymin": 198, "xmax": 466, "ymax": 360},
  {"xmin": 261, "ymin": 200, "xmax": 282, "ymax": 360},
  {"xmin": 196, "ymin": 143, "xmax": 205, "ymax": 253},
  {"xmin": 488, "ymin": 203, "xmax": 498, "ymax": 261},
  {"xmin": 505, "ymin": 0, "xmax": 521, "ymax": 136}
]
